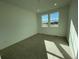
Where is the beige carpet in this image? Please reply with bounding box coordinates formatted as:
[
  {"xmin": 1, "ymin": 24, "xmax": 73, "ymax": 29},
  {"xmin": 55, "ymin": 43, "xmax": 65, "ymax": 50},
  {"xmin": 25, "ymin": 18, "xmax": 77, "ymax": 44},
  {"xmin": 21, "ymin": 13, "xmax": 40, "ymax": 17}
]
[{"xmin": 0, "ymin": 34, "xmax": 73, "ymax": 59}]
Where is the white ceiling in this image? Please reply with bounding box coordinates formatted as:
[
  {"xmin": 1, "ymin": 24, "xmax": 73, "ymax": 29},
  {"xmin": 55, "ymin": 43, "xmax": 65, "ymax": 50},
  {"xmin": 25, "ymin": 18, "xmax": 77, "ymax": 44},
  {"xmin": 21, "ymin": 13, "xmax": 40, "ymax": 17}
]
[{"xmin": 0, "ymin": 0, "xmax": 71, "ymax": 13}]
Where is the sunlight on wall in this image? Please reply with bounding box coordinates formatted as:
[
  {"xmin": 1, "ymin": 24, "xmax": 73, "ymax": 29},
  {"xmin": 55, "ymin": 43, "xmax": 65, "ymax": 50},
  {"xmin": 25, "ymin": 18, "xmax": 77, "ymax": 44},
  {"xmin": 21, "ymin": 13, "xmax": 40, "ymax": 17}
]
[
  {"xmin": 44, "ymin": 40, "xmax": 64, "ymax": 59},
  {"xmin": 69, "ymin": 20, "xmax": 78, "ymax": 57}
]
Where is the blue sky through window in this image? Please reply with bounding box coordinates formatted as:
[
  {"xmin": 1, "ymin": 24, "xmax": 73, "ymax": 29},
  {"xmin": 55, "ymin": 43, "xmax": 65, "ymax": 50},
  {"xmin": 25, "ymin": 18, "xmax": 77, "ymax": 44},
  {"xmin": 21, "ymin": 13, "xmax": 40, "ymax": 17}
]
[
  {"xmin": 41, "ymin": 12, "xmax": 59, "ymax": 24},
  {"xmin": 41, "ymin": 14, "xmax": 48, "ymax": 23},
  {"xmin": 50, "ymin": 12, "xmax": 59, "ymax": 22}
]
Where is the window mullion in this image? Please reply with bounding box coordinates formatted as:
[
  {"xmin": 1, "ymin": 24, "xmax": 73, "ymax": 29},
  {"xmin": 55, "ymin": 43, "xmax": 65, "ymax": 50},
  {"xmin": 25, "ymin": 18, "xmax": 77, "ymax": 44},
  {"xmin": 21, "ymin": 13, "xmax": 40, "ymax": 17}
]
[{"xmin": 48, "ymin": 13, "xmax": 50, "ymax": 27}]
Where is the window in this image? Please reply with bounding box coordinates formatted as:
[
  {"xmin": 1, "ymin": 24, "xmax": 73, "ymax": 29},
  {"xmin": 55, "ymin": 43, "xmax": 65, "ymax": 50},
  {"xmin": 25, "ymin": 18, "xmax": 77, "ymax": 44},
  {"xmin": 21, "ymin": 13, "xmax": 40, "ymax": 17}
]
[
  {"xmin": 41, "ymin": 14, "xmax": 48, "ymax": 27},
  {"xmin": 50, "ymin": 12, "xmax": 59, "ymax": 27},
  {"xmin": 41, "ymin": 11, "xmax": 59, "ymax": 27}
]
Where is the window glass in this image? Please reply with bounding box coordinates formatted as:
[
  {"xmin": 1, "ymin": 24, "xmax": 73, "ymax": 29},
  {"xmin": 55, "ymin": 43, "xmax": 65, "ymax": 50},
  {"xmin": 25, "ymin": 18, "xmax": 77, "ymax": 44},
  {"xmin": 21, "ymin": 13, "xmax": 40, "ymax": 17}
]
[
  {"xmin": 41, "ymin": 14, "xmax": 48, "ymax": 27},
  {"xmin": 50, "ymin": 12, "xmax": 59, "ymax": 27}
]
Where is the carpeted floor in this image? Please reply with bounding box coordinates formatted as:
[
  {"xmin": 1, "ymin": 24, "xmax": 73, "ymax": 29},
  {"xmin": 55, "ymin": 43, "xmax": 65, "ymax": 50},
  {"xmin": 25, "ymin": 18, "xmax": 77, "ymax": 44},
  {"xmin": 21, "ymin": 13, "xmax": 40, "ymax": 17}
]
[{"xmin": 0, "ymin": 34, "xmax": 74, "ymax": 59}]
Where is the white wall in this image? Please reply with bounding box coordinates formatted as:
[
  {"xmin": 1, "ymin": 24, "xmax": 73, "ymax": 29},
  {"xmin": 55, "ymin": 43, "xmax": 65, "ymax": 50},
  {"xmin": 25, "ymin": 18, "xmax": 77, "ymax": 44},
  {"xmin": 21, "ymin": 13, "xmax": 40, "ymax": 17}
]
[
  {"xmin": 0, "ymin": 1, "xmax": 37, "ymax": 50},
  {"xmin": 37, "ymin": 6, "xmax": 68, "ymax": 36},
  {"xmin": 67, "ymin": 0, "xmax": 78, "ymax": 58}
]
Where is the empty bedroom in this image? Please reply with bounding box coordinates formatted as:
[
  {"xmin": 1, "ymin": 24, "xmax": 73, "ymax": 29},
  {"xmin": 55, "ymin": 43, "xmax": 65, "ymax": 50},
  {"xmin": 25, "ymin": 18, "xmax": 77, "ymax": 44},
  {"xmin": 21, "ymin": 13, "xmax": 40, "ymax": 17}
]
[{"xmin": 0, "ymin": 0, "xmax": 78, "ymax": 59}]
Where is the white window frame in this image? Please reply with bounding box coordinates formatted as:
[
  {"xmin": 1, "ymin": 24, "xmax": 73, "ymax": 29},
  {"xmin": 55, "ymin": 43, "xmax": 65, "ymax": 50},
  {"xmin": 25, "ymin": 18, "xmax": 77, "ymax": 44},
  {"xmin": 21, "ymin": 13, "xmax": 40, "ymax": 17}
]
[{"xmin": 40, "ymin": 11, "xmax": 60, "ymax": 27}]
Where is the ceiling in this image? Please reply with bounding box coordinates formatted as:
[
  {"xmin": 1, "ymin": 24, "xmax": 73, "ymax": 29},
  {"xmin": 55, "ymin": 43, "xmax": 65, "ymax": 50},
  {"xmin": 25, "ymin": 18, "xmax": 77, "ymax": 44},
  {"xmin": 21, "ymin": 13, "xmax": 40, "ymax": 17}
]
[{"xmin": 0, "ymin": 0, "xmax": 71, "ymax": 13}]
